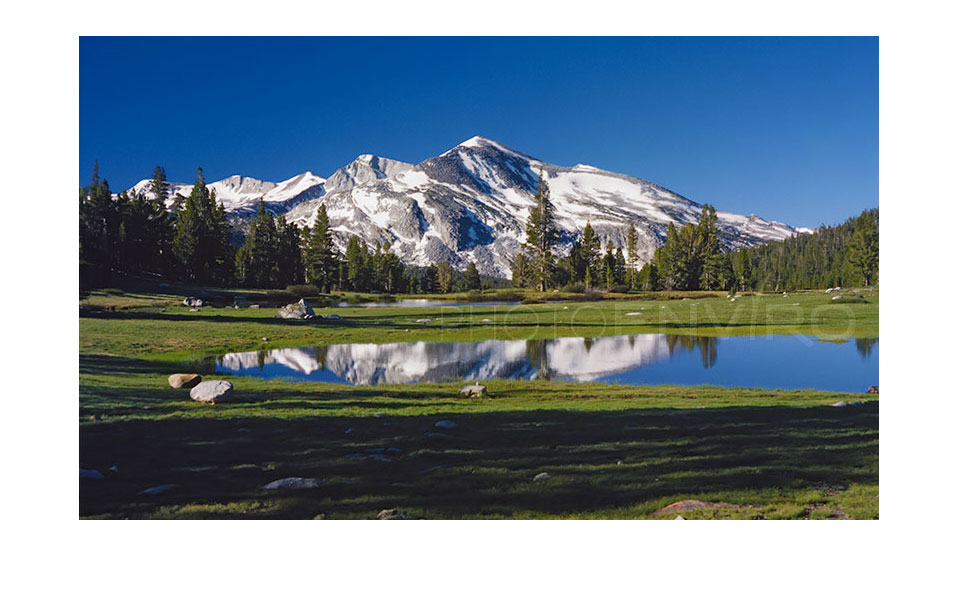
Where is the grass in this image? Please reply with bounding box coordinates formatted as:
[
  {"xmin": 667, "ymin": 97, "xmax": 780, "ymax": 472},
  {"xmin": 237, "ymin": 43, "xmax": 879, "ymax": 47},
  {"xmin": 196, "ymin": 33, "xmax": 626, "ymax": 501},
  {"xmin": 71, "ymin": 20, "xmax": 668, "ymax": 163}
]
[
  {"xmin": 79, "ymin": 285, "xmax": 878, "ymax": 519},
  {"xmin": 80, "ymin": 288, "xmax": 878, "ymax": 360}
]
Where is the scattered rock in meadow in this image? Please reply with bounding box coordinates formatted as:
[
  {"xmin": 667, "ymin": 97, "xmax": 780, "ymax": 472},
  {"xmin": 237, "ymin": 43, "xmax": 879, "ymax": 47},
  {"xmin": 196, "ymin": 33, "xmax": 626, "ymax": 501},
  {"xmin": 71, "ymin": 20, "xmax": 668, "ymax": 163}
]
[
  {"xmin": 652, "ymin": 499, "xmax": 738, "ymax": 515},
  {"xmin": 867, "ymin": 385, "xmax": 879, "ymax": 394},
  {"xmin": 137, "ymin": 484, "xmax": 177, "ymax": 496},
  {"xmin": 831, "ymin": 295, "xmax": 843, "ymax": 300},
  {"xmin": 189, "ymin": 379, "xmax": 234, "ymax": 404},
  {"xmin": 80, "ymin": 468, "xmax": 104, "ymax": 480},
  {"xmin": 830, "ymin": 401, "xmax": 849, "ymax": 407},
  {"xmin": 249, "ymin": 304, "xmax": 260, "ymax": 309},
  {"xmin": 533, "ymin": 472, "xmax": 551, "ymax": 482},
  {"xmin": 275, "ymin": 298, "xmax": 315, "ymax": 319},
  {"xmin": 261, "ymin": 477, "xmax": 326, "ymax": 490},
  {"xmin": 674, "ymin": 515, "xmax": 686, "ymax": 520},
  {"xmin": 460, "ymin": 383, "xmax": 488, "ymax": 398},
  {"xmin": 189, "ymin": 308, "xmax": 199, "ymax": 312},
  {"xmin": 625, "ymin": 312, "xmax": 643, "ymax": 316},
  {"xmin": 313, "ymin": 513, "xmax": 327, "ymax": 520},
  {"xmin": 261, "ymin": 337, "xmax": 270, "ymax": 342},
  {"xmin": 168, "ymin": 373, "xmax": 202, "ymax": 389},
  {"xmin": 415, "ymin": 318, "xmax": 432, "ymax": 323},
  {"xmin": 323, "ymin": 313, "xmax": 342, "ymax": 320},
  {"xmin": 434, "ymin": 420, "xmax": 457, "ymax": 430},
  {"xmin": 377, "ymin": 509, "xmax": 405, "ymax": 520},
  {"xmin": 183, "ymin": 297, "xmax": 204, "ymax": 307}
]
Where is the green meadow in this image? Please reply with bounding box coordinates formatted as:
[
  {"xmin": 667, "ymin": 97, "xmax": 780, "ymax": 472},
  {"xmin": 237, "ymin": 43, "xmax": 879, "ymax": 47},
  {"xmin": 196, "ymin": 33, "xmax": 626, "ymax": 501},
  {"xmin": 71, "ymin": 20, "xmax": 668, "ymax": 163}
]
[{"xmin": 79, "ymin": 287, "xmax": 878, "ymax": 519}]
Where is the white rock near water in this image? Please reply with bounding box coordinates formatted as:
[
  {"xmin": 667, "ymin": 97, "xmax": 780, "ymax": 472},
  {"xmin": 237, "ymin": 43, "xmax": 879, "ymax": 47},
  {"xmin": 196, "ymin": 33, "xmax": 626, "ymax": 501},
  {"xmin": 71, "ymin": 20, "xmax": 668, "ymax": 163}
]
[
  {"xmin": 189, "ymin": 380, "xmax": 234, "ymax": 404},
  {"xmin": 275, "ymin": 299, "xmax": 315, "ymax": 319}
]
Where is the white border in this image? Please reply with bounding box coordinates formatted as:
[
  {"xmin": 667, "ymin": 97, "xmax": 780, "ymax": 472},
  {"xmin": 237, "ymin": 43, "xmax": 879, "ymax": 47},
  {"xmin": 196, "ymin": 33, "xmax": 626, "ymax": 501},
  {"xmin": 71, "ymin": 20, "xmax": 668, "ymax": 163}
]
[{"xmin": 5, "ymin": 1, "xmax": 955, "ymax": 587}]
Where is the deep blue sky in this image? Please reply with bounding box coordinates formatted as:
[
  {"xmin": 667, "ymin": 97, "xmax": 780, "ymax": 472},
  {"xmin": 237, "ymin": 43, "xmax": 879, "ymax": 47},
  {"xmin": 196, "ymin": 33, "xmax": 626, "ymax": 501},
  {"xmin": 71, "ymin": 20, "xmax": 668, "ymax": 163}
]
[{"xmin": 80, "ymin": 37, "xmax": 877, "ymax": 227}]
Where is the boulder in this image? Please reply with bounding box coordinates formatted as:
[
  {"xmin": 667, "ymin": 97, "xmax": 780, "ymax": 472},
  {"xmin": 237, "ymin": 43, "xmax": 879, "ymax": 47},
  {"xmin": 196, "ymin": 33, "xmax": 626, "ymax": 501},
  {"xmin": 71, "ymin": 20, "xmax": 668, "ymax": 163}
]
[
  {"xmin": 189, "ymin": 380, "xmax": 234, "ymax": 404},
  {"xmin": 275, "ymin": 298, "xmax": 315, "ymax": 319},
  {"xmin": 168, "ymin": 373, "xmax": 202, "ymax": 389},
  {"xmin": 460, "ymin": 383, "xmax": 488, "ymax": 398},
  {"xmin": 434, "ymin": 420, "xmax": 457, "ymax": 430},
  {"xmin": 533, "ymin": 472, "xmax": 551, "ymax": 482},
  {"xmin": 377, "ymin": 509, "xmax": 405, "ymax": 520},
  {"xmin": 830, "ymin": 401, "xmax": 849, "ymax": 407},
  {"xmin": 867, "ymin": 385, "xmax": 879, "ymax": 394},
  {"xmin": 831, "ymin": 295, "xmax": 843, "ymax": 300},
  {"xmin": 261, "ymin": 477, "xmax": 326, "ymax": 490},
  {"xmin": 249, "ymin": 304, "xmax": 260, "ymax": 309},
  {"xmin": 183, "ymin": 297, "xmax": 204, "ymax": 307},
  {"xmin": 323, "ymin": 313, "xmax": 342, "ymax": 320}
]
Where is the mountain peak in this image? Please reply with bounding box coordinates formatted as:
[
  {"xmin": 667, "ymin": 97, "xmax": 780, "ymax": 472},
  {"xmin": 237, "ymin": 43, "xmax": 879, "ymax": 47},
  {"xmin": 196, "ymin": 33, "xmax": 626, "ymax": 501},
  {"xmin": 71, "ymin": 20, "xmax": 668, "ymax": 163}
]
[{"xmin": 440, "ymin": 136, "xmax": 531, "ymax": 161}]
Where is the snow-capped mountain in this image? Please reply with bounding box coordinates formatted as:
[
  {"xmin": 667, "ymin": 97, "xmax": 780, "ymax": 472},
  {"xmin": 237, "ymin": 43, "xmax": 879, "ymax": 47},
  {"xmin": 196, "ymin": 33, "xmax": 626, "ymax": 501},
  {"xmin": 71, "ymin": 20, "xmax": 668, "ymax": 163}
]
[
  {"xmin": 129, "ymin": 171, "xmax": 326, "ymax": 217},
  {"xmin": 129, "ymin": 136, "xmax": 805, "ymax": 277}
]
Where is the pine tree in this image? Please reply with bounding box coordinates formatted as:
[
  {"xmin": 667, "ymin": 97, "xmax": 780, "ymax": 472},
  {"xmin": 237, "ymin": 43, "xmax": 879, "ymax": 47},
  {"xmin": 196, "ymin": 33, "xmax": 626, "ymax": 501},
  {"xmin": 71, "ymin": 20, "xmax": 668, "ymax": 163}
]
[
  {"xmin": 235, "ymin": 199, "xmax": 279, "ymax": 287},
  {"xmin": 464, "ymin": 261, "xmax": 481, "ymax": 290},
  {"xmin": 173, "ymin": 167, "xmax": 234, "ymax": 284},
  {"xmin": 614, "ymin": 248, "xmax": 626, "ymax": 285},
  {"xmin": 304, "ymin": 203, "xmax": 338, "ymax": 291},
  {"xmin": 150, "ymin": 166, "xmax": 170, "ymax": 204},
  {"xmin": 580, "ymin": 221, "xmax": 601, "ymax": 287},
  {"xmin": 522, "ymin": 170, "xmax": 559, "ymax": 292},
  {"xmin": 345, "ymin": 235, "xmax": 366, "ymax": 291},
  {"xmin": 626, "ymin": 223, "xmax": 638, "ymax": 290},
  {"xmin": 437, "ymin": 261, "xmax": 454, "ymax": 293},
  {"xmin": 422, "ymin": 264, "xmax": 439, "ymax": 293},
  {"xmin": 847, "ymin": 212, "xmax": 879, "ymax": 286}
]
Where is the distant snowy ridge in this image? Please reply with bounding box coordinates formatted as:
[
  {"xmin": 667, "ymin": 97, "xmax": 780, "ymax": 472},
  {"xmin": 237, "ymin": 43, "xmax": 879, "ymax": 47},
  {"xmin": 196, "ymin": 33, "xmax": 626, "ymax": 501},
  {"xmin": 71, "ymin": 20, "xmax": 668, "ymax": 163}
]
[{"xmin": 127, "ymin": 136, "xmax": 805, "ymax": 277}]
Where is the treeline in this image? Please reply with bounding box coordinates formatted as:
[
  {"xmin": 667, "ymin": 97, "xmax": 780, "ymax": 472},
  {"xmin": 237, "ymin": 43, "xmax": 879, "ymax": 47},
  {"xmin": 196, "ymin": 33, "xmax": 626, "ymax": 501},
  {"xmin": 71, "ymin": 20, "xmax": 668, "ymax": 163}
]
[
  {"xmin": 507, "ymin": 168, "xmax": 878, "ymax": 293},
  {"xmin": 79, "ymin": 164, "xmax": 495, "ymax": 294},
  {"xmin": 80, "ymin": 163, "xmax": 878, "ymax": 294},
  {"xmin": 635, "ymin": 208, "xmax": 878, "ymax": 292},
  {"xmin": 730, "ymin": 208, "xmax": 878, "ymax": 291}
]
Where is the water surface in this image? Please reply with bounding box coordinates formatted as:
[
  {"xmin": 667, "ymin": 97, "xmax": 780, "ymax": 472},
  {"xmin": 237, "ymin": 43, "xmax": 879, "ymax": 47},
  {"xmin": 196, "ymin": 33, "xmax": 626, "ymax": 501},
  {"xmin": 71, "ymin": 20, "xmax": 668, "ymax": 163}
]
[
  {"xmin": 211, "ymin": 334, "xmax": 878, "ymax": 392},
  {"xmin": 334, "ymin": 298, "xmax": 521, "ymax": 308}
]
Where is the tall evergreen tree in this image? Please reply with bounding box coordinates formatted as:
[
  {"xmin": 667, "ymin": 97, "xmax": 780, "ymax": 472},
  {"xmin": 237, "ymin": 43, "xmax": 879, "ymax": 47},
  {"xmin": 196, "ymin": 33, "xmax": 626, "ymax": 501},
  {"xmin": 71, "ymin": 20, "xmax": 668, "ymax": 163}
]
[
  {"xmin": 464, "ymin": 261, "xmax": 481, "ymax": 290},
  {"xmin": 847, "ymin": 213, "xmax": 879, "ymax": 286},
  {"xmin": 580, "ymin": 221, "xmax": 601, "ymax": 288},
  {"xmin": 345, "ymin": 235, "xmax": 367, "ymax": 291},
  {"xmin": 173, "ymin": 167, "xmax": 234, "ymax": 284},
  {"xmin": 626, "ymin": 223, "xmax": 638, "ymax": 290},
  {"xmin": 522, "ymin": 170, "xmax": 559, "ymax": 292},
  {"xmin": 436, "ymin": 261, "xmax": 454, "ymax": 293},
  {"xmin": 304, "ymin": 204, "xmax": 338, "ymax": 291}
]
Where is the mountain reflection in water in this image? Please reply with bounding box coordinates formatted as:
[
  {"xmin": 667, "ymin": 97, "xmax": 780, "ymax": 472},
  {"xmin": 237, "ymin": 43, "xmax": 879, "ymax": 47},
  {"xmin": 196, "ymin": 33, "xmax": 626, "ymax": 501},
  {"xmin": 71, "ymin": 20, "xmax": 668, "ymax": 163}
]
[{"xmin": 209, "ymin": 334, "xmax": 878, "ymax": 392}]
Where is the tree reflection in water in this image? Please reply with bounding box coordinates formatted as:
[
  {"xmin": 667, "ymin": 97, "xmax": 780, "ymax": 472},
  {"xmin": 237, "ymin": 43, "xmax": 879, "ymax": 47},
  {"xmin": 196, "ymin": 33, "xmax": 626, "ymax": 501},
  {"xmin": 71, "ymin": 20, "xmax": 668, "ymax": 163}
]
[
  {"xmin": 856, "ymin": 338, "xmax": 878, "ymax": 358},
  {"xmin": 666, "ymin": 334, "xmax": 718, "ymax": 368}
]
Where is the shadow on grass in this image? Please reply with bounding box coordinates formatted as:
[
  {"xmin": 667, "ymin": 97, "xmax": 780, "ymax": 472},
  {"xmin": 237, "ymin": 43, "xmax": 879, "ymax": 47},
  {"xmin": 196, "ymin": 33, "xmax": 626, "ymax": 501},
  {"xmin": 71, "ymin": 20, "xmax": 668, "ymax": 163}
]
[{"xmin": 80, "ymin": 401, "xmax": 878, "ymax": 519}]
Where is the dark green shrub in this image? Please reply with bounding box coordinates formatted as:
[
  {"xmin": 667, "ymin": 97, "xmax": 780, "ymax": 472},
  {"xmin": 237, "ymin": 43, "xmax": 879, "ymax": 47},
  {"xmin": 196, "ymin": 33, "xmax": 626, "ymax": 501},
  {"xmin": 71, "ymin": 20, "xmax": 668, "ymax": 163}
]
[{"xmin": 286, "ymin": 284, "xmax": 321, "ymax": 298}]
